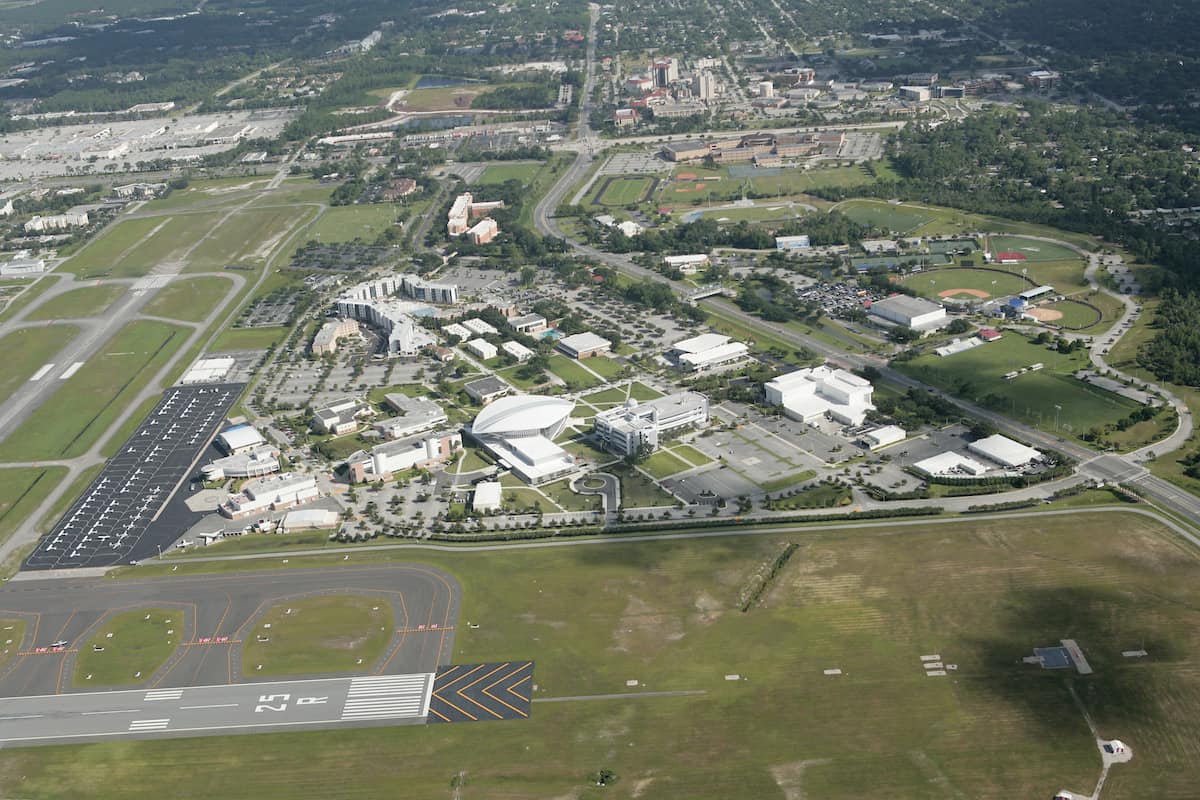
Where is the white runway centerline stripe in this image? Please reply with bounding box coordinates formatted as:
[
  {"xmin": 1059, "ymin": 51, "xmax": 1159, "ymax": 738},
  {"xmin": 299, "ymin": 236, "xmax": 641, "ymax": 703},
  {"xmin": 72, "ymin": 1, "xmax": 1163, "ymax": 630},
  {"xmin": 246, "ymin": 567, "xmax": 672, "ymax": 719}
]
[
  {"xmin": 128, "ymin": 719, "xmax": 170, "ymax": 731},
  {"xmin": 180, "ymin": 703, "xmax": 238, "ymax": 710},
  {"xmin": 58, "ymin": 361, "xmax": 85, "ymax": 380},
  {"xmin": 29, "ymin": 364, "xmax": 54, "ymax": 382},
  {"xmin": 341, "ymin": 674, "xmax": 433, "ymax": 720},
  {"xmin": 144, "ymin": 689, "xmax": 183, "ymax": 701}
]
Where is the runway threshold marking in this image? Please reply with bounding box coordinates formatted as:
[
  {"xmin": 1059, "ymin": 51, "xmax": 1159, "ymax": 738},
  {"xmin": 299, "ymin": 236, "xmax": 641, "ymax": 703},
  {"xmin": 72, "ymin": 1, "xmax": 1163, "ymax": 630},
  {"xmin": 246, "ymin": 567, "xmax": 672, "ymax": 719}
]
[
  {"xmin": 396, "ymin": 625, "xmax": 454, "ymax": 634},
  {"xmin": 128, "ymin": 718, "xmax": 170, "ymax": 731},
  {"xmin": 340, "ymin": 674, "xmax": 432, "ymax": 721},
  {"xmin": 82, "ymin": 709, "xmax": 140, "ymax": 716},
  {"xmin": 29, "ymin": 364, "xmax": 54, "ymax": 381},
  {"xmin": 18, "ymin": 648, "xmax": 74, "ymax": 656},
  {"xmin": 144, "ymin": 689, "xmax": 183, "ymax": 701},
  {"xmin": 58, "ymin": 362, "xmax": 85, "ymax": 380}
]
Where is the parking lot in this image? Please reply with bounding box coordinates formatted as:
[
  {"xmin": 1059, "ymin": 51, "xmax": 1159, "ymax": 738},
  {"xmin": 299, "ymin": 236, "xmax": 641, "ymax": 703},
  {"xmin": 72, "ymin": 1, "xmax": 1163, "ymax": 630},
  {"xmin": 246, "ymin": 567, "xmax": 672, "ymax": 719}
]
[{"xmin": 24, "ymin": 383, "xmax": 244, "ymax": 570}]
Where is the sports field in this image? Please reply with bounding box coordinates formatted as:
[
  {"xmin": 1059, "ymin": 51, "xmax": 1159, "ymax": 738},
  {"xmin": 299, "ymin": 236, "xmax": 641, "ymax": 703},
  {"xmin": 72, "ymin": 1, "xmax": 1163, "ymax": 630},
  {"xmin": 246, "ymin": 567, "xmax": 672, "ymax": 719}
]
[
  {"xmin": 896, "ymin": 335, "xmax": 1140, "ymax": 437},
  {"xmin": 0, "ymin": 320, "xmax": 188, "ymax": 460},
  {"xmin": 986, "ymin": 235, "xmax": 1079, "ymax": 262},
  {"xmin": 74, "ymin": 608, "xmax": 179, "ymax": 687},
  {"xmin": 0, "ymin": 325, "xmax": 80, "ymax": 400},
  {"xmin": 241, "ymin": 595, "xmax": 396, "ymax": 677},
  {"xmin": 141, "ymin": 276, "xmax": 235, "ymax": 323},
  {"xmin": 596, "ymin": 176, "xmax": 654, "ymax": 206},
  {"xmin": 1043, "ymin": 298, "xmax": 1103, "ymax": 329},
  {"xmin": 10, "ymin": 510, "xmax": 1200, "ymax": 798},
  {"xmin": 698, "ymin": 204, "xmax": 802, "ymax": 224},
  {"xmin": 903, "ymin": 266, "xmax": 1029, "ymax": 300},
  {"xmin": 834, "ymin": 199, "xmax": 940, "ymax": 234},
  {"xmin": 26, "ymin": 285, "xmax": 125, "ymax": 321},
  {"xmin": 305, "ymin": 204, "xmax": 398, "ymax": 244}
]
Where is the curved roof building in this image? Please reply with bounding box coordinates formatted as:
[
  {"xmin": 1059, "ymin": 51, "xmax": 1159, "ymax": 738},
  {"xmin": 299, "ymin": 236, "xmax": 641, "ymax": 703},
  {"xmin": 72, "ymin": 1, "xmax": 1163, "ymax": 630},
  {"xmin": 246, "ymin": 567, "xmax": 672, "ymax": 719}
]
[{"xmin": 470, "ymin": 396, "xmax": 576, "ymax": 484}]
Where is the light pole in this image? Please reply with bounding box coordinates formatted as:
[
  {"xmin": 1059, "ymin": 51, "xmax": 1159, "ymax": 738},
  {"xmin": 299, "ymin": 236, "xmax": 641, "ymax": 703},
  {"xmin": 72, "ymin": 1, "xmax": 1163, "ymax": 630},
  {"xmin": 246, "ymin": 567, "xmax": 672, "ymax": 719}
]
[{"xmin": 1055, "ymin": 404, "xmax": 1062, "ymax": 432}]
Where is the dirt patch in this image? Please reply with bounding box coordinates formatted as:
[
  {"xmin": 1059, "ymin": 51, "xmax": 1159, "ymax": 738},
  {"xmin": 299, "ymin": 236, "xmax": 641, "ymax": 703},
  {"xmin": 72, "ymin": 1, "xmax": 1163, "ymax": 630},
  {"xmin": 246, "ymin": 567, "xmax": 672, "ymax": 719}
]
[
  {"xmin": 1027, "ymin": 307, "xmax": 1063, "ymax": 321},
  {"xmin": 677, "ymin": 172, "xmax": 698, "ymax": 180},
  {"xmin": 612, "ymin": 595, "xmax": 684, "ymax": 652},
  {"xmin": 770, "ymin": 759, "xmax": 831, "ymax": 800},
  {"xmin": 938, "ymin": 288, "xmax": 990, "ymax": 299}
]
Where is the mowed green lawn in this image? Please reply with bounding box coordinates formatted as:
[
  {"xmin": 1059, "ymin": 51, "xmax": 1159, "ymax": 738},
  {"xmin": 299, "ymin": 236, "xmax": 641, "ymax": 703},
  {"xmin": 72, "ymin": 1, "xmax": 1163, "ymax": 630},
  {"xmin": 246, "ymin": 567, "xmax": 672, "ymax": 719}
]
[
  {"xmin": 986, "ymin": 235, "xmax": 1079, "ymax": 262},
  {"xmin": 185, "ymin": 205, "xmax": 313, "ymax": 270},
  {"xmin": 142, "ymin": 276, "xmax": 235, "ymax": 323},
  {"xmin": 74, "ymin": 608, "xmax": 180, "ymax": 687},
  {"xmin": 478, "ymin": 162, "xmax": 544, "ymax": 185},
  {"xmin": 210, "ymin": 326, "xmax": 285, "ymax": 352},
  {"xmin": 241, "ymin": 595, "xmax": 395, "ymax": 676},
  {"xmin": 0, "ymin": 320, "xmax": 188, "ymax": 460},
  {"xmin": 0, "ymin": 619, "xmax": 26, "ymax": 670},
  {"xmin": 306, "ymin": 204, "xmax": 399, "ymax": 244},
  {"xmin": 1045, "ymin": 298, "xmax": 1103, "ymax": 329},
  {"xmin": 0, "ymin": 325, "xmax": 79, "ymax": 399},
  {"xmin": 596, "ymin": 176, "xmax": 654, "ymax": 206},
  {"xmin": 0, "ymin": 467, "xmax": 67, "ymax": 544},
  {"xmin": 12, "ymin": 511, "xmax": 1200, "ymax": 797},
  {"xmin": 833, "ymin": 198, "xmax": 940, "ymax": 234},
  {"xmin": 903, "ymin": 267, "xmax": 1029, "ymax": 300},
  {"xmin": 61, "ymin": 217, "xmax": 168, "ymax": 279},
  {"xmin": 26, "ymin": 285, "xmax": 125, "ymax": 320},
  {"xmin": 896, "ymin": 335, "xmax": 1140, "ymax": 438},
  {"xmin": 547, "ymin": 354, "xmax": 603, "ymax": 389}
]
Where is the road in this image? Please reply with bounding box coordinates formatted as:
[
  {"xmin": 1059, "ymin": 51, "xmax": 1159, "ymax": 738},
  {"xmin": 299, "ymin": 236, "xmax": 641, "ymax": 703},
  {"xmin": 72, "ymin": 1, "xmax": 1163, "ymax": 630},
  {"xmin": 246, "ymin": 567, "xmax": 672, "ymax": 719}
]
[{"xmin": 529, "ymin": 18, "xmax": 1200, "ymax": 528}]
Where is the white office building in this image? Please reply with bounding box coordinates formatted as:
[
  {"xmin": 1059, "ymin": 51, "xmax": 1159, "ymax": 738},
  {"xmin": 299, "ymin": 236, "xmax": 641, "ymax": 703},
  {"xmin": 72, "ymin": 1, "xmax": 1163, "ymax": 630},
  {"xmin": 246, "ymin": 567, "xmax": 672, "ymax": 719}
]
[
  {"xmin": 667, "ymin": 333, "xmax": 749, "ymax": 372},
  {"xmin": 220, "ymin": 473, "xmax": 319, "ymax": 519},
  {"xmin": 374, "ymin": 394, "xmax": 448, "ymax": 439},
  {"xmin": 868, "ymin": 295, "xmax": 947, "ymax": 331},
  {"xmin": 593, "ymin": 392, "xmax": 709, "ymax": 457},
  {"xmin": 461, "ymin": 317, "xmax": 498, "ymax": 336},
  {"xmin": 346, "ymin": 430, "xmax": 461, "ymax": 483},
  {"xmin": 201, "ymin": 445, "xmax": 281, "ymax": 482},
  {"xmin": 765, "ymin": 366, "xmax": 875, "ymax": 426},
  {"xmin": 860, "ymin": 425, "xmax": 906, "ymax": 449},
  {"xmin": 466, "ymin": 338, "xmax": 498, "ymax": 360},
  {"xmin": 502, "ymin": 340, "xmax": 535, "ymax": 362}
]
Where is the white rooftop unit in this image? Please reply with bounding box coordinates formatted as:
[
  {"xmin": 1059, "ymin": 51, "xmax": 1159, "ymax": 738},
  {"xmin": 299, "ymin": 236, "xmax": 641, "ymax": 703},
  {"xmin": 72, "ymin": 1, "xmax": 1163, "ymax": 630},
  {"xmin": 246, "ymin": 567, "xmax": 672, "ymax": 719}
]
[{"xmin": 966, "ymin": 434, "xmax": 1041, "ymax": 468}]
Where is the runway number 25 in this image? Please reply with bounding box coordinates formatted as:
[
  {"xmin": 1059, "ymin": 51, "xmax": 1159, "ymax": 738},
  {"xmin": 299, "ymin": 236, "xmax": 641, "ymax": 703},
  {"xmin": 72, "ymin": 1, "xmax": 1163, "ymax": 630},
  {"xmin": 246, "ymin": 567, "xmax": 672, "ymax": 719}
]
[{"xmin": 255, "ymin": 694, "xmax": 328, "ymax": 713}]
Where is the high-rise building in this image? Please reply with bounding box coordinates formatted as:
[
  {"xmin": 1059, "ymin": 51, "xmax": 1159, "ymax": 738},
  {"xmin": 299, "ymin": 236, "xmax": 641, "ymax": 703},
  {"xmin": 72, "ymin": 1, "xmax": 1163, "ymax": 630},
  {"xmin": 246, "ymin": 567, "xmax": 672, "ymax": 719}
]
[
  {"xmin": 693, "ymin": 71, "xmax": 717, "ymax": 101},
  {"xmin": 652, "ymin": 58, "xmax": 678, "ymax": 87}
]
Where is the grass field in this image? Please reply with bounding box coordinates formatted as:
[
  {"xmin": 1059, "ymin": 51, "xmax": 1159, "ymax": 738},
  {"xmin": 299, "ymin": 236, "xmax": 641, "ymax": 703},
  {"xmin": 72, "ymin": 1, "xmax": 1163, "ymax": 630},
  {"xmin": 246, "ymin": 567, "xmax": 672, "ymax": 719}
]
[
  {"xmin": 478, "ymin": 162, "xmax": 544, "ymax": 185},
  {"xmin": 611, "ymin": 464, "xmax": 677, "ymax": 508},
  {"xmin": 176, "ymin": 531, "xmax": 330, "ymax": 557},
  {"xmin": 141, "ymin": 276, "xmax": 235, "ymax": 323},
  {"xmin": 241, "ymin": 595, "xmax": 395, "ymax": 676},
  {"xmin": 61, "ymin": 217, "xmax": 169, "ymax": 279},
  {"xmin": 541, "ymin": 478, "xmax": 601, "ymax": 512},
  {"xmin": 18, "ymin": 510, "xmax": 1198, "ymax": 798},
  {"xmin": 547, "ymin": 354, "xmax": 603, "ymax": 390},
  {"xmin": 0, "ymin": 325, "xmax": 79, "ymax": 400},
  {"xmin": 184, "ymin": 206, "xmax": 313, "ymax": 270},
  {"xmin": 640, "ymin": 449, "xmax": 691, "ymax": 479},
  {"xmin": 903, "ymin": 266, "xmax": 1029, "ymax": 300},
  {"xmin": 0, "ymin": 467, "xmax": 67, "ymax": 545},
  {"xmin": 596, "ymin": 176, "xmax": 654, "ymax": 206},
  {"xmin": 581, "ymin": 355, "xmax": 625, "ymax": 380},
  {"xmin": 0, "ymin": 320, "xmax": 188, "ymax": 460},
  {"xmin": 26, "ymin": 286, "xmax": 124, "ymax": 320},
  {"xmin": 835, "ymin": 199, "xmax": 940, "ymax": 234},
  {"xmin": 306, "ymin": 205, "xmax": 399, "ymax": 244},
  {"xmin": 210, "ymin": 326, "xmax": 285, "ymax": 352},
  {"xmin": 0, "ymin": 619, "xmax": 25, "ymax": 671},
  {"xmin": 74, "ymin": 608, "xmax": 180, "ymax": 687},
  {"xmin": 896, "ymin": 334, "xmax": 1141, "ymax": 438},
  {"xmin": 1044, "ymin": 298, "xmax": 1103, "ymax": 329},
  {"xmin": 986, "ymin": 235, "xmax": 1079, "ymax": 262}
]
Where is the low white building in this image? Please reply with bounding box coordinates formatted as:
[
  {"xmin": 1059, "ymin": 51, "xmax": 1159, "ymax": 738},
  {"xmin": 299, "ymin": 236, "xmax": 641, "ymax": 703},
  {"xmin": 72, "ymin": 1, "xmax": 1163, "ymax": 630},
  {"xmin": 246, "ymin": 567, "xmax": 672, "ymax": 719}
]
[
  {"xmin": 465, "ymin": 338, "xmax": 498, "ymax": 360},
  {"xmin": 312, "ymin": 398, "xmax": 372, "ymax": 435},
  {"xmin": 557, "ymin": 331, "xmax": 612, "ymax": 359},
  {"xmin": 765, "ymin": 366, "xmax": 875, "ymax": 426},
  {"xmin": 868, "ymin": 295, "xmax": 947, "ymax": 331},
  {"xmin": 912, "ymin": 452, "xmax": 990, "ymax": 477},
  {"xmin": 443, "ymin": 322, "xmax": 471, "ymax": 339},
  {"xmin": 967, "ymin": 434, "xmax": 1042, "ymax": 469},
  {"xmin": 220, "ymin": 473, "xmax": 319, "ymax": 519},
  {"xmin": 461, "ymin": 317, "xmax": 498, "ymax": 336},
  {"xmin": 281, "ymin": 508, "xmax": 339, "ymax": 532},
  {"xmin": 0, "ymin": 257, "xmax": 45, "ymax": 276},
  {"xmin": 346, "ymin": 430, "xmax": 461, "ymax": 483},
  {"xmin": 201, "ymin": 445, "xmax": 281, "ymax": 482},
  {"xmin": 667, "ymin": 333, "xmax": 749, "ymax": 372},
  {"xmin": 502, "ymin": 340, "xmax": 534, "ymax": 362},
  {"xmin": 593, "ymin": 392, "xmax": 709, "ymax": 457},
  {"xmin": 472, "ymin": 480, "xmax": 503, "ymax": 512},
  {"xmin": 216, "ymin": 425, "xmax": 267, "ymax": 455},
  {"xmin": 664, "ymin": 254, "xmax": 709, "ymax": 274},
  {"xmin": 860, "ymin": 425, "xmax": 906, "ymax": 449}
]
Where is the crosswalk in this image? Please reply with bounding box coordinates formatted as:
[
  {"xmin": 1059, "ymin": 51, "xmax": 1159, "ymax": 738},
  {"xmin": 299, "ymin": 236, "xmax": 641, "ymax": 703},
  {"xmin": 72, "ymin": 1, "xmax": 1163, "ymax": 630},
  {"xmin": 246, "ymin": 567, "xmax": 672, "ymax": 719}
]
[
  {"xmin": 128, "ymin": 718, "xmax": 170, "ymax": 732},
  {"xmin": 340, "ymin": 674, "xmax": 432, "ymax": 721}
]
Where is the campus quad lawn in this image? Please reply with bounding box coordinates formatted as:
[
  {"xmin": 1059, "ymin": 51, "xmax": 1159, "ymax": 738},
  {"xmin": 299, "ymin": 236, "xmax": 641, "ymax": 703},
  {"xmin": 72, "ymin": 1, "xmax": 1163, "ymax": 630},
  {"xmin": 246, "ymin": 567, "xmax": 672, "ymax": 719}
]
[
  {"xmin": 0, "ymin": 320, "xmax": 188, "ymax": 461},
  {"xmin": 26, "ymin": 286, "xmax": 124, "ymax": 320},
  {"xmin": 241, "ymin": 595, "xmax": 395, "ymax": 677},
  {"xmin": 640, "ymin": 449, "xmax": 691, "ymax": 479},
  {"xmin": 668, "ymin": 443, "xmax": 714, "ymax": 467},
  {"xmin": 41, "ymin": 510, "xmax": 1200, "ymax": 798},
  {"xmin": 611, "ymin": 464, "xmax": 677, "ymax": 508},
  {"xmin": 895, "ymin": 334, "xmax": 1141, "ymax": 438},
  {"xmin": 0, "ymin": 325, "xmax": 79, "ymax": 400},
  {"xmin": 547, "ymin": 354, "xmax": 602, "ymax": 390},
  {"xmin": 478, "ymin": 162, "xmax": 544, "ymax": 185},
  {"xmin": 596, "ymin": 175, "xmax": 654, "ymax": 206},
  {"xmin": 581, "ymin": 355, "xmax": 625, "ymax": 380},
  {"xmin": 628, "ymin": 381, "xmax": 664, "ymax": 401},
  {"xmin": 0, "ymin": 467, "xmax": 67, "ymax": 544},
  {"xmin": 141, "ymin": 276, "xmax": 235, "ymax": 323},
  {"xmin": 540, "ymin": 478, "xmax": 601, "ymax": 511},
  {"xmin": 74, "ymin": 608, "xmax": 179, "ymax": 687}
]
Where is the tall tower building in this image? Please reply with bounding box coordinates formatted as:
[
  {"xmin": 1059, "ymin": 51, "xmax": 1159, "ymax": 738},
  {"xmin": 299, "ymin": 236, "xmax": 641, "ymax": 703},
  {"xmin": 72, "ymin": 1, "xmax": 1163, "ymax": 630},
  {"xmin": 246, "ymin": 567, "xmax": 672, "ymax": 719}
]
[{"xmin": 693, "ymin": 71, "xmax": 717, "ymax": 101}]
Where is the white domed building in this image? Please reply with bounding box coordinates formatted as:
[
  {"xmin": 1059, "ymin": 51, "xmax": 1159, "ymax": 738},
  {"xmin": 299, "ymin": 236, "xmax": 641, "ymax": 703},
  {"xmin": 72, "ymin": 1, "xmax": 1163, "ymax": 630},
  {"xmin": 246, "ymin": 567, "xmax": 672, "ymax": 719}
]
[{"xmin": 469, "ymin": 395, "xmax": 577, "ymax": 484}]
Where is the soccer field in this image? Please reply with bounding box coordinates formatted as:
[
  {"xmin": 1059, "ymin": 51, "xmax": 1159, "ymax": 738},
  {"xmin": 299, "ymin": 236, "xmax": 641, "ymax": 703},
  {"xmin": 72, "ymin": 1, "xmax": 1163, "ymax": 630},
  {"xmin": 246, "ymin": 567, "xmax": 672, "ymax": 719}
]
[
  {"xmin": 835, "ymin": 199, "xmax": 938, "ymax": 234},
  {"xmin": 896, "ymin": 334, "xmax": 1140, "ymax": 437},
  {"xmin": 7, "ymin": 510, "xmax": 1200, "ymax": 798},
  {"xmin": 595, "ymin": 175, "xmax": 654, "ymax": 206}
]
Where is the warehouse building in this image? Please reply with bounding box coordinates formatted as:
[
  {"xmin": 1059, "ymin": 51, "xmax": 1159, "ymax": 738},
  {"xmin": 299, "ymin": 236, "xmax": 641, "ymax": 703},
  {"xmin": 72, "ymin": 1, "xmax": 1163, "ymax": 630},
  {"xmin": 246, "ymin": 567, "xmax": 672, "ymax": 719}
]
[
  {"xmin": 666, "ymin": 333, "xmax": 749, "ymax": 372},
  {"xmin": 765, "ymin": 366, "xmax": 875, "ymax": 426},
  {"xmin": 868, "ymin": 295, "xmax": 948, "ymax": 331},
  {"xmin": 216, "ymin": 424, "xmax": 267, "ymax": 455},
  {"xmin": 468, "ymin": 395, "xmax": 577, "ymax": 484},
  {"xmin": 593, "ymin": 392, "xmax": 709, "ymax": 457},
  {"xmin": 966, "ymin": 434, "xmax": 1042, "ymax": 469},
  {"xmin": 859, "ymin": 425, "xmax": 906, "ymax": 449},
  {"xmin": 557, "ymin": 331, "xmax": 612, "ymax": 359},
  {"xmin": 912, "ymin": 452, "xmax": 990, "ymax": 478},
  {"xmin": 220, "ymin": 473, "xmax": 319, "ymax": 519}
]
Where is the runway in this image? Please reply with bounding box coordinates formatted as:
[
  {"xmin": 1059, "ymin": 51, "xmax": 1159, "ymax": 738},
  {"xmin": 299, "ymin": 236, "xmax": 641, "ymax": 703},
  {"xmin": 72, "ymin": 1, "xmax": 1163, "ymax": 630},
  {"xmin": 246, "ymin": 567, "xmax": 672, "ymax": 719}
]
[{"xmin": 0, "ymin": 672, "xmax": 434, "ymax": 747}]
